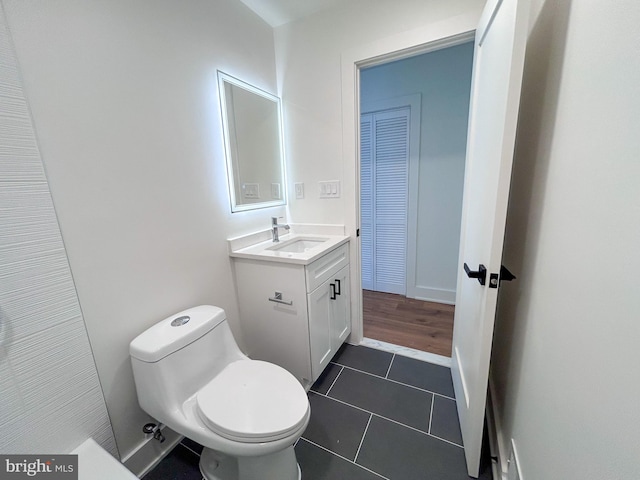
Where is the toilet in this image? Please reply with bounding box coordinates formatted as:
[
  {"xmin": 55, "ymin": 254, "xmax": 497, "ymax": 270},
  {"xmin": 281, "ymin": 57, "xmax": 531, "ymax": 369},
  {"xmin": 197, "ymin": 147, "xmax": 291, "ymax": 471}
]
[{"xmin": 129, "ymin": 305, "xmax": 310, "ymax": 480}]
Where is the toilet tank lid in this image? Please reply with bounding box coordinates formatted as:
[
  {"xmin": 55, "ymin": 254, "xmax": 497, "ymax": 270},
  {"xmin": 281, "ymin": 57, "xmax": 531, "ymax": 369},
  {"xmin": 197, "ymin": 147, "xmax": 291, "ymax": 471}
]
[{"xmin": 130, "ymin": 305, "xmax": 226, "ymax": 363}]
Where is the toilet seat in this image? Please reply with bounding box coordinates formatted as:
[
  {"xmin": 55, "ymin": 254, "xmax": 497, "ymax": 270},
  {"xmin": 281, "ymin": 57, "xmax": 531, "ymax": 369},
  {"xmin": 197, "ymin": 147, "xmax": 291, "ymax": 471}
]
[{"xmin": 196, "ymin": 360, "xmax": 309, "ymax": 443}]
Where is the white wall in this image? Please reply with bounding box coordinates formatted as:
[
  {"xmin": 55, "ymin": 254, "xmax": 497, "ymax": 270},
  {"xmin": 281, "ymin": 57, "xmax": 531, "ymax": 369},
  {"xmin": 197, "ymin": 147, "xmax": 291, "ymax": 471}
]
[
  {"xmin": 0, "ymin": 4, "xmax": 116, "ymax": 456},
  {"xmin": 2, "ymin": 0, "xmax": 284, "ymax": 463},
  {"xmin": 274, "ymin": 0, "xmax": 485, "ymax": 225},
  {"xmin": 360, "ymin": 43, "xmax": 473, "ymax": 301},
  {"xmin": 492, "ymin": 0, "xmax": 640, "ymax": 478}
]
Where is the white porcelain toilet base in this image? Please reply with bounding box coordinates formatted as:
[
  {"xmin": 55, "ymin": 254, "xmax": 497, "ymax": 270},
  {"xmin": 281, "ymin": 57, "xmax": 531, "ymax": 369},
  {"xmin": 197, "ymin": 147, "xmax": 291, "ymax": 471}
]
[{"xmin": 200, "ymin": 446, "xmax": 301, "ymax": 480}]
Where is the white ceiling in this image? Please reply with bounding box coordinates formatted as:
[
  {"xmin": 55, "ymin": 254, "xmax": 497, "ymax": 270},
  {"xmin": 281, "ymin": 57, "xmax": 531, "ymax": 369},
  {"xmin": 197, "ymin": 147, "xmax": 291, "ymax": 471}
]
[{"xmin": 238, "ymin": 0, "xmax": 345, "ymax": 27}]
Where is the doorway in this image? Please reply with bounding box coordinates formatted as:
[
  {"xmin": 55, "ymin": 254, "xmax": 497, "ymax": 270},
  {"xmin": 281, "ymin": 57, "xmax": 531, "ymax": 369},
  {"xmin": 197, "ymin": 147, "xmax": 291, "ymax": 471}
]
[{"xmin": 358, "ymin": 41, "xmax": 474, "ymax": 359}]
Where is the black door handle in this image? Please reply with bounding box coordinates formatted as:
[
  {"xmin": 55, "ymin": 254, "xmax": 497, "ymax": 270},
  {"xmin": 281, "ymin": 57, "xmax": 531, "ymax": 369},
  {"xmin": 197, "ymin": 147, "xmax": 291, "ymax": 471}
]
[
  {"xmin": 334, "ymin": 279, "xmax": 341, "ymax": 295},
  {"xmin": 464, "ymin": 263, "xmax": 487, "ymax": 286},
  {"xmin": 500, "ymin": 265, "xmax": 516, "ymax": 283},
  {"xmin": 330, "ymin": 283, "xmax": 336, "ymax": 300}
]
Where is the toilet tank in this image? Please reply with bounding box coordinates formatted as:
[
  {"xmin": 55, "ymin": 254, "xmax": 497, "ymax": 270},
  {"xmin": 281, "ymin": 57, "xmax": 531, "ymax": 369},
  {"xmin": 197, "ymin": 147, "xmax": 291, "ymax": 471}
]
[{"xmin": 129, "ymin": 305, "xmax": 246, "ymax": 421}]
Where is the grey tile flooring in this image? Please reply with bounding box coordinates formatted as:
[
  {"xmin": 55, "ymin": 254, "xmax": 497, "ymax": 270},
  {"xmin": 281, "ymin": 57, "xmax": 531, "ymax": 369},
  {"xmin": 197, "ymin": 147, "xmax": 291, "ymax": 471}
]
[
  {"xmin": 310, "ymin": 362, "xmax": 342, "ymax": 395},
  {"xmin": 327, "ymin": 366, "xmax": 432, "ymax": 432},
  {"xmin": 332, "ymin": 343, "xmax": 393, "ymax": 377},
  {"xmin": 387, "ymin": 353, "xmax": 456, "ymax": 397},
  {"xmin": 431, "ymin": 395, "xmax": 464, "ymax": 446},
  {"xmin": 144, "ymin": 345, "xmax": 492, "ymax": 480},
  {"xmin": 295, "ymin": 439, "xmax": 383, "ymax": 480},
  {"xmin": 143, "ymin": 443, "xmax": 202, "ymax": 480},
  {"xmin": 357, "ymin": 416, "xmax": 470, "ymax": 480},
  {"xmin": 303, "ymin": 392, "xmax": 371, "ymax": 460},
  {"xmin": 180, "ymin": 437, "xmax": 204, "ymax": 455}
]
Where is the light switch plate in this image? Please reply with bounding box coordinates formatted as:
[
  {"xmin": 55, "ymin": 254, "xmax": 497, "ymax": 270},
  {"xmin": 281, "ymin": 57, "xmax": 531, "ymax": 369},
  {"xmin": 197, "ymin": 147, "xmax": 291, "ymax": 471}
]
[
  {"xmin": 319, "ymin": 180, "xmax": 340, "ymax": 198},
  {"xmin": 294, "ymin": 182, "xmax": 305, "ymax": 199},
  {"xmin": 243, "ymin": 183, "xmax": 260, "ymax": 199}
]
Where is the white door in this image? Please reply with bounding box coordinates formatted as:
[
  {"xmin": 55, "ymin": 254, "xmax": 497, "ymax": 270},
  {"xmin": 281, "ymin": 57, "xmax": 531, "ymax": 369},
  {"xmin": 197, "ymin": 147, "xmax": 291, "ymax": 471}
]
[
  {"xmin": 451, "ymin": 0, "xmax": 529, "ymax": 476},
  {"xmin": 360, "ymin": 108, "xmax": 410, "ymax": 295}
]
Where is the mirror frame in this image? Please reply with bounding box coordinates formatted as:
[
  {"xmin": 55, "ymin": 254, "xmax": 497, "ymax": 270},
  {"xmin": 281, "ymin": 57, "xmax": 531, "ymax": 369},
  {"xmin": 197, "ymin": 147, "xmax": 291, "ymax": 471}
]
[{"xmin": 217, "ymin": 71, "xmax": 287, "ymax": 213}]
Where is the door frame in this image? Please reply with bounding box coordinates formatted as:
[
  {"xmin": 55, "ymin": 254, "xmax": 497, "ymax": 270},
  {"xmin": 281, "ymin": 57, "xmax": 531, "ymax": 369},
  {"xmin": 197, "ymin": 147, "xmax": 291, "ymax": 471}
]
[
  {"xmin": 361, "ymin": 95, "xmax": 421, "ymax": 296},
  {"xmin": 342, "ymin": 26, "xmax": 476, "ymax": 345}
]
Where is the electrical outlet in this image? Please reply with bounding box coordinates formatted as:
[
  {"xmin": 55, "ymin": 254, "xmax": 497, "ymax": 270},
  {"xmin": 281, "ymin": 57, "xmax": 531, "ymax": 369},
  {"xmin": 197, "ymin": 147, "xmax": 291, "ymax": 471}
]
[{"xmin": 294, "ymin": 182, "xmax": 304, "ymax": 199}]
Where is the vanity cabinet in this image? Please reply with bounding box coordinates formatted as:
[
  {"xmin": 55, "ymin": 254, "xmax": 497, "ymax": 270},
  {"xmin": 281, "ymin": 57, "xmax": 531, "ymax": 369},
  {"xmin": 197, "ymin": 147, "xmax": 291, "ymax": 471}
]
[{"xmin": 233, "ymin": 243, "xmax": 350, "ymax": 388}]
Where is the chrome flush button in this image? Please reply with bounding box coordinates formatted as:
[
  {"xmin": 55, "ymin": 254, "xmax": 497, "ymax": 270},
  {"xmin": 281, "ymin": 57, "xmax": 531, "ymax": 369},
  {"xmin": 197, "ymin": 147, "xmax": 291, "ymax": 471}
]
[{"xmin": 171, "ymin": 315, "xmax": 190, "ymax": 326}]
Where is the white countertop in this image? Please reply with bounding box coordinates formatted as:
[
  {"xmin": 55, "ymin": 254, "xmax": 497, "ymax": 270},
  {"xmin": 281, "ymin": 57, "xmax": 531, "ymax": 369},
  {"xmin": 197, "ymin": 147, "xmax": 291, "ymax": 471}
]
[{"xmin": 229, "ymin": 233, "xmax": 350, "ymax": 265}]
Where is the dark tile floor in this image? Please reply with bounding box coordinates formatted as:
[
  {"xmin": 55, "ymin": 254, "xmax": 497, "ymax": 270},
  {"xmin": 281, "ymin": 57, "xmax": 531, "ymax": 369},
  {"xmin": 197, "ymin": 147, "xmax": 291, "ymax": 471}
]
[{"xmin": 144, "ymin": 344, "xmax": 492, "ymax": 480}]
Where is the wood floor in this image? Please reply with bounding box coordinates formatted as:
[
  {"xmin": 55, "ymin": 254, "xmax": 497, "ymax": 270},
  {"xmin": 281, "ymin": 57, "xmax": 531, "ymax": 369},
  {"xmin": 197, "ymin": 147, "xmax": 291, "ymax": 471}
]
[{"xmin": 362, "ymin": 290, "xmax": 455, "ymax": 357}]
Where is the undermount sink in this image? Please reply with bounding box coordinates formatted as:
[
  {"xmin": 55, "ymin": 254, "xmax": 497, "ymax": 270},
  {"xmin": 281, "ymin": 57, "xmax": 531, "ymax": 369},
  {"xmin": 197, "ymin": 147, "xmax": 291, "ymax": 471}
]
[
  {"xmin": 267, "ymin": 237, "xmax": 327, "ymax": 253},
  {"xmin": 228, "ymin": 230, "xmax": 349, "ymax": 265}
]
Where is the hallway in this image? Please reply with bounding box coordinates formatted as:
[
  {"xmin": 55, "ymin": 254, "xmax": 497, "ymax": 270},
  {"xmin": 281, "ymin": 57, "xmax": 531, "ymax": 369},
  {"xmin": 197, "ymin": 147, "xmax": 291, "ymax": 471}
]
[{"xmin": 363, "ymin": 290, "xmax": 454, "ymax": 357}]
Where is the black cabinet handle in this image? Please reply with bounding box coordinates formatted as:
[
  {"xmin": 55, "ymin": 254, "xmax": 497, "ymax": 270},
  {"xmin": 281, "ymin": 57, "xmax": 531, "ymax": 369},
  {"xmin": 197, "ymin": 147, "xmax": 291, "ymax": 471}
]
[
  {"xmin": 330, "ymin": 283, "xmax": 336, "ymax": 300},
  {"xmin": 334, "ymin": 279, "xmax": 341, "ymax": 295},
  {"xmin": 464, "ymin": 263, "xmax": 487, "ymax": 286}
]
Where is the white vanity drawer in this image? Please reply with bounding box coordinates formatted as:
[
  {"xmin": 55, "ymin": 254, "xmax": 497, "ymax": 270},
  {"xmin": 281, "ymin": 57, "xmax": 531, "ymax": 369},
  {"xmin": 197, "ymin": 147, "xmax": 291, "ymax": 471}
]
[{"xmin": 305, "ymin": 243, "xmax": 349, "ymax": 293}]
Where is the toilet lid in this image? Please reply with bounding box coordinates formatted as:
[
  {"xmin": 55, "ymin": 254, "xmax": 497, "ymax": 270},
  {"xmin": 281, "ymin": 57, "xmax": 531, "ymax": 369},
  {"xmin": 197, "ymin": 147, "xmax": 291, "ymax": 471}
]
[{"xmin": 196, "ymin": 360, "xmax": 309, "ymax": 443}]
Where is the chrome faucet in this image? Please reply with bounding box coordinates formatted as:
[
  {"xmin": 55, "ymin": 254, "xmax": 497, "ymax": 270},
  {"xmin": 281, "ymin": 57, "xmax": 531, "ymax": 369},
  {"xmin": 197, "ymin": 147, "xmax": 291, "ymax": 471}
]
[{"xmin": 271, "ymin": 217, "xmax": 290, "ymax": 242}]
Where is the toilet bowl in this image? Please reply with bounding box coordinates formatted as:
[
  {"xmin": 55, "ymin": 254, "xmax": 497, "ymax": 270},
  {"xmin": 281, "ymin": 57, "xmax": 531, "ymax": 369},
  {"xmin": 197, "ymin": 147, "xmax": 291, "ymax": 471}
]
[{"xmin": 129, "ymin": 305, "xmax": 310, "ymax": 480}]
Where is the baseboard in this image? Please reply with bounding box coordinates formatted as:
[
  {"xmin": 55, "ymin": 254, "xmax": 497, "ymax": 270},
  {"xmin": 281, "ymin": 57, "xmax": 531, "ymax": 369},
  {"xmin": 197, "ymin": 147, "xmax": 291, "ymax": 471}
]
[
  {"xmin": 122, "ymin": 426, "xmax": 182, "ymax": 478},
  {"xmin": 407, "ymin": 286, "xmax": 456, "ymax": 305},
  {"xmin": 486, "ymin": 374, "xmax": 508, "ymax": 480}
]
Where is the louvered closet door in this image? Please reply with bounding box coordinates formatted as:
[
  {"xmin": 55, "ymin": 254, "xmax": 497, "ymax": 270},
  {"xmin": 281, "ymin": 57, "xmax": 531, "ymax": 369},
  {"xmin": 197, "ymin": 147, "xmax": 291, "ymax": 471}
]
[
  {"xmin": 360, "ymin": 108, "xmax": 409, "ymax": 295},
  {"xmin": 360, "ymin": 114, "xmax": 374, "ymax": 290}
]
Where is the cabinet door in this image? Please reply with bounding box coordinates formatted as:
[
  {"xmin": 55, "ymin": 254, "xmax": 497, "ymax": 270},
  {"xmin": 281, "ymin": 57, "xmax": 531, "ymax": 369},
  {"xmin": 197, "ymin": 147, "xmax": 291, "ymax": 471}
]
[
  {"xmin": 308, "ymin": 281, "xmax": 333, "ymax": 381},
  {"xmin": 234, "ymin": 259, "xmax": 311, "ymax": 385},
  {"xmin": 330, "ymin": 265, "xmax": 351, "ymax": 351}
]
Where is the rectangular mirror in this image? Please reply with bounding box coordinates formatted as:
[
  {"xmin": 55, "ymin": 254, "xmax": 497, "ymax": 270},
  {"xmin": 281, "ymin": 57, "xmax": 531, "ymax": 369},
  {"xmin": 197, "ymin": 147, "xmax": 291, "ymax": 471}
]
[{"xmin": 218, "ymin": 71, "xmax": 286, "ymax": 212}]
